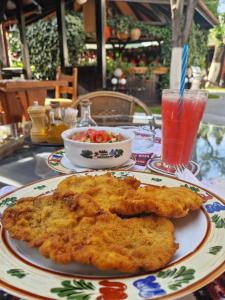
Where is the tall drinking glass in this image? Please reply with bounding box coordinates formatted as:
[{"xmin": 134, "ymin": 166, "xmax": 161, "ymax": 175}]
[{"xmin": 162, "ymin": 89, "xmax": 208, "ymax": 168}]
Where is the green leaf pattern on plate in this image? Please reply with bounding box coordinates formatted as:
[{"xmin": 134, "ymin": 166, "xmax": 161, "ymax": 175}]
[
  {"xmin": 0, "ymin": 197, "xmax": 17, "ymax": 208},
  {"xmin": 180, "ymin": 184, "xmax": 200, "ymax": 193},
  {"xmin": 7, "ymin": 268, "xmax": 27, "ymax": 278},
  {"xmin": 50, "ymin": 162, "xmax": 60, "ymax": 166},
  {"xmin": 211, "ymin": 215, "xmax": 225, "ymax": 228},
  {"xmin": 34, "ymin": 185, "xmax": 47, "ymax": 190},
  {"xmin": 57, "ymin": 150, "xmax": 65, "ymax": 155},
  {"xmin": 51, "ymin": 279, "xmax": 95, "ymax": 299},
  {"xmin": 208, "ymin": 245, "xmax": 223, "ymax": 255},
  {"xmin": 111, "ymin": 171, "xmax": 130, "ymax": 178},
  {"xmin": 157, "ymin": 266, "xmax": 195, "ymax": 291},
  {"xmin": 151, "ymin": 178, "xmax": 162, "ymax": 182}
]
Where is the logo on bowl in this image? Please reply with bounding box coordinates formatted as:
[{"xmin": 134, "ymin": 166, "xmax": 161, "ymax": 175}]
[{"xmin": 80, "ymin": 149, "xmax": 124, "ymax": 159}]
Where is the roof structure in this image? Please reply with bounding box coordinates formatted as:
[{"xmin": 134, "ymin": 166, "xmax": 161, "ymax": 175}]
[{"xmin": 1, "ymin": 0, "xmax": 218, "ymax": 29}]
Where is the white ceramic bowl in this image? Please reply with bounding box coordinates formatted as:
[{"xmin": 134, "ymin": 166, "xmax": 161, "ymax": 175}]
[{"xmin": 61, "ymin": 127, "xmax": 134, "ymax": 169}]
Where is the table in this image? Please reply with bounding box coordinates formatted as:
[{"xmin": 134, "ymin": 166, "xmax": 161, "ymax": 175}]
[
  {"xmin": 0, "ymin": 79, "xmax": 64, "ymax": 124},
  {"xmin": 0, "ymin": 116, "xmax": 224, "ymax": 300},
  {"xmin": 0, "ymin": 116, "xmax": 224, "ymax": 186}
]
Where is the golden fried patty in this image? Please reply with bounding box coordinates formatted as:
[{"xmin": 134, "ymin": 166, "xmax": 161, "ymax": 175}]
[
  {"xmin": 2, "ymin": 192, "xmax": 177, "ymax": 273},
  {"xmin": 57, "ymin": 174, "xmax": 203, "ymax": 218},
  {"xmin": 39, "ymin": 213, "xmax": 178, "ymax": 273}
]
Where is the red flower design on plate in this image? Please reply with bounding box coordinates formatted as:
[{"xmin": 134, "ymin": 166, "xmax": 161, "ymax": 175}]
[{"xmin": 97, "ymin": 280, "xmax": 127, "ymax": 300}]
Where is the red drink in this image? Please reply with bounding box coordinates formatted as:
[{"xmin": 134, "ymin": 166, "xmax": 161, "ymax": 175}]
[{"xmin": 162, "ymin": 90, "xmax": 207, "ymax": 166}]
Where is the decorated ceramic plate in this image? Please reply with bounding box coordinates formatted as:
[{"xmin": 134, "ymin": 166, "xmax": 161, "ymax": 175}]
[
  {"xmin": 147, "ymin": 157, "xmax": 200, "ymax": 177},
  {"xmin": 47, "ymin": 149, "xmax": 136, "ymax": 174},
  {"xmin": 0, "ymin": 171, "xmax": 225, "ymax": 300}
]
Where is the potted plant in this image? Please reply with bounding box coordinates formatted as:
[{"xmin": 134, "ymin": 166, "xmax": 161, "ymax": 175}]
[
  {"xmin": 115, "ymin": 15, "xmax": 131, "ymax": 40},
  {"xmin": 130, "ymin": 21, "xmax": 142, "ymax": 41}
]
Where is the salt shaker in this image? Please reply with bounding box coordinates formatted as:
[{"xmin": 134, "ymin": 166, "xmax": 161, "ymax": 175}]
[{"xmin": 27, "ymin": 101, "xmax": 48, "ymax": 143}]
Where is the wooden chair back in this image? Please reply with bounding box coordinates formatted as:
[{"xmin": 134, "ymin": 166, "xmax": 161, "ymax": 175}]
[
  {"xmin": 55, "ymin": 67, "xmax": 78, "ymax": 101},
  {"xmin": 75, "ymin": 91, "xmax": 151, "ymax": 115}
]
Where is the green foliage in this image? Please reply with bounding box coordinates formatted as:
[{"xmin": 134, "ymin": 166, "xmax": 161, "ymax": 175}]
[
  {"xmin": 8, "ymin": 28, "xmax": 21, "ymax": 54},
  {"xmin": 188, "ymin": 23, "xmax": 208, "ymax": 69},
  {"xmin": 114, "ymin": 15, "xmax": 132, "ymax": 33},
  {"xmin": 8, "ymin": 12, "xmax": 85, "ymax": 79},
  {"xmin": 139, "ymin": 24, "xmax": 172, "ymax": 67},
  {"xmin": 26, "ymin": 11, "xmax": 85, "ymax": 79},
  {"xmin": 204, "ymin": 0, "xmax": 220, "ymax": 16},
  {"xmin": 159, "ymin": 74, "xmax": 170, "ymax": 91},
  {"xmin": 106, "ymin": 58, "xmax": 134, "ymax": 78},
  {"xmin": 210, "ymin": 14, "xmax": 225, "ymax": 46},
  {"xmin": 130, "ymin": 20, "xmax": 143, "ymax": 30},
  {"xmin": 108, "ymin": 17, "xmax": 172, "ymax": 66},
  {"xmin": 7, "ymin": 27, "xmax": 23, "ymax": 67},
  {"xmin": 208, "ymin": 93, "xmax": 220, "ymax": 99}
]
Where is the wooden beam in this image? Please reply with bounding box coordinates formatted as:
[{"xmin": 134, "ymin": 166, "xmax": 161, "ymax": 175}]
[
  {"xmin": 15, "ymin": 0, "xmax": 32, "ymax": 79},
  {"xmin": 56, "ymin": 0, "xmax": 69, "ymax": 69},
  {"xmin": 0, "ymin": 0, "xmax": 7, "ymax": 23},
  {"xmin": 110, "ymin": 0, "xmax": 169, "ymax": 3},
  {"xmin": 0, "ymin": 25, "xmax": 6, "ymax": 69},
  {"xmin": 95, "ymin": 0, "xmax": 107, "ymax": 89},
  {"xmin": 1, "ymin": 23, "xmax": 9, "ymax": 66},
  {"xmin": 142, "ymin": 3, "xmax": 167, "ymax": 24},
  {"xmin": 116, "ymin": 1, "xmax": 137, "ymax": 19}
]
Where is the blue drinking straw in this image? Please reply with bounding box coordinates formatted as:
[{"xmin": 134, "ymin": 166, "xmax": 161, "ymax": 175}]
[{"xmin": 179, "ymin": 44, "xmax": 189, "ymax": 110}]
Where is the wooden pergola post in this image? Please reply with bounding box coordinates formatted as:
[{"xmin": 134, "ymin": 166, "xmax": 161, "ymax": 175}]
[
  {"xmin": 95, "ymin": 0, "xmax": 106, "ymax": 89},
  {"xmin": 56, "ymin": 0, "xmax": 69, "ymax": 70},
  {"xmin": 0, "ymin": 25, "xmax": 6, "ymax": 75},
  {"xmin": 15, "ymin": 0, "xmax": 32, "ymax": 79}
]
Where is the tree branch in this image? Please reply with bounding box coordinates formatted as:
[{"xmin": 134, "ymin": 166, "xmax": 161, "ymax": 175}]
[
  {"xmin": 182, "ymin": 0, "xmax": 198, "ymax": 44},
  {"xmin": 170, "ymin": 0, "xmax": 184, "ymax": 47}
]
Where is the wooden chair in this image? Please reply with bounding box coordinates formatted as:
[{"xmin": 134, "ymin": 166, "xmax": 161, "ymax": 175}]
[
  {"xmin": 45, "ymin": 66, "xmax": 78, "ymax": 107},
  {"xmin": 75, "ymin": 91, "xmax": 152, "ymax": 116}
]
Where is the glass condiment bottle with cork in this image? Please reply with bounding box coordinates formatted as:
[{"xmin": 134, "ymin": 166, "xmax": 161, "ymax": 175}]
[
  {"xmin": 46, "ymin": 101, "xmax": 68, "ymax": 144},
  {"xmin": 27, "ymin": 101, "xmax": 48, "ymax": 143},
  {"xmin": 77, "ymin": 99, "xmax": 97, "ymax": 127}
]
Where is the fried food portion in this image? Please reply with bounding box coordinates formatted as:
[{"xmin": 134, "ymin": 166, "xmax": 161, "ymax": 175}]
[
  {"xmin": 39, "ymin": 214, "xmax": 178, "ymax": 273},
  {"xmin": 57, "ymin": 173, "xmax": 203, "ymax": 218},
  {"xmin": 112, "ymin": 186, "xmax": 203, "ymax": 218},
  {"xmin": 56, "ymin": 173, "xmax": 141, "ymax": 212},
  {"xmin": 2, "ymin": 193, "xmax": 103, "ymax": 247},
  {"xmin": 2, "ymin": 191, "xmax": 177, "ymax": 273}
]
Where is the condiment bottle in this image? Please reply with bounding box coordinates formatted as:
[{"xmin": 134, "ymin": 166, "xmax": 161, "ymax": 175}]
[
  {"xmin": 27, "ymin": 101, "xmax": 47, "ymax": 143},
  {"xmin": 77, "ymin": 99, "xmax": 97, "ymax": 127},
  {"xmin": 46, "ymin": 101, "xmax": 68, "ymax": 144}
]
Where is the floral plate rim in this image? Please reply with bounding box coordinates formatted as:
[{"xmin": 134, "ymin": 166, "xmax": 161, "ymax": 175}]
[
  {"xmin": 47, "ymin": 148, "xmax": 136, "ymax": 174},
  {"xmin": 0, "ymin": 171, "xmax": 224, "ymax": 300}
]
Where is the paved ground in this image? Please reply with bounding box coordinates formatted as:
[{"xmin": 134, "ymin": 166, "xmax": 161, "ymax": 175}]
[{"xmin": 203, "ymin": 89, "xmax": 225, "ymax": 126}]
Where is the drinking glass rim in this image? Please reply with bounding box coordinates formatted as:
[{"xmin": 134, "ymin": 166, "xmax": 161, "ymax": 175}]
[{"xmin": 162, "ymin": 89, "xmax": 208, "ymax": 96}]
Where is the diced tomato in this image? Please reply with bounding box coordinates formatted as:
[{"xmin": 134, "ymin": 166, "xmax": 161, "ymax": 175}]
[
  {"xmin": 71, "ymin": 132, "xmax": 87, "ymax": 141},
  {"xmin": 93, "ymin": 130, "xmax": 110, "ymax": 143},
  {"xmin": 87, "ymin": 129, "xmax": 97, "ymax": 142},
  {"xmin": 70, "ymin": 129, "xmax": 124, "ymax": 143}
]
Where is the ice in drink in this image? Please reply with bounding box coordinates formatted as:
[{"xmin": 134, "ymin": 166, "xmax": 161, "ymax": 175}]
[{"xmin": 162, "ymin": 90, "xmax": 207, "ymax": 166}]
